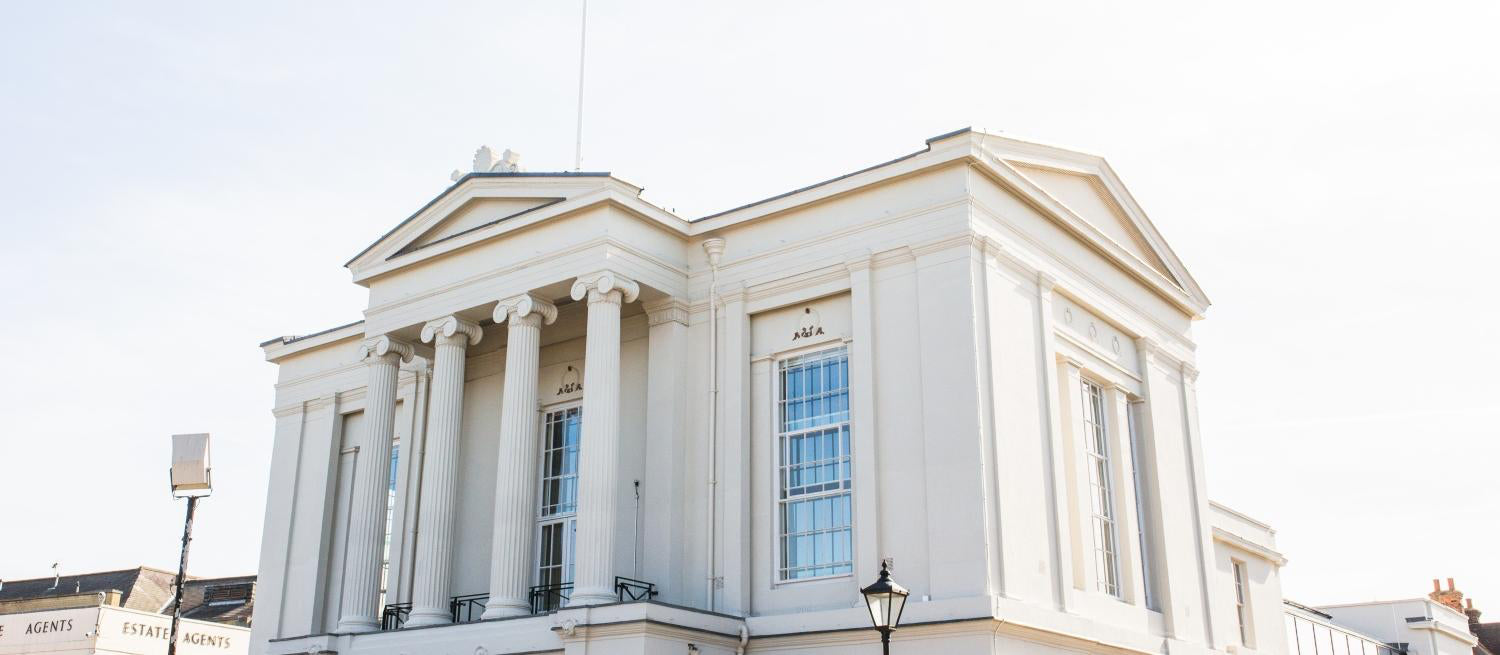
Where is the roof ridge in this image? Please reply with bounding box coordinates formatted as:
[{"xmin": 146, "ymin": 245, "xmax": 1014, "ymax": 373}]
[{"xmin": 0, "ymin": 566, "xmax": 149, "ymax": 584}]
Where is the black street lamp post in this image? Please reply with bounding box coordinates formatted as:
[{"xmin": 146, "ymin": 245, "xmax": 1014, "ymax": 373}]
[{"xmin": 860, "ymin": 562, "xmax": 909, "ymax": 655}]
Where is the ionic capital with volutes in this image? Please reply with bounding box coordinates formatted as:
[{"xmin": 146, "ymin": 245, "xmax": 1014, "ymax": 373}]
[
  {"xmin": 357, "ymin": 335, "xmax": 416, "ymax": 365},
  {"xmin": 420, "ymin": 316, "xmax": 483, "ymax": 346},
  {"xmin": 570, "ymin": 270, "xmax": 640, "ymax": 305},
  {"xmin": 492, "ymin": 293, "xmax": 558, "ymax": 327}
]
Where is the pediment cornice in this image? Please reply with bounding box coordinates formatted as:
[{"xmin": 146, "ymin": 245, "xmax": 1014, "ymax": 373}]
[{"xmin": 347, "ymin": 174, "xmax": 688, "ymax": 286}]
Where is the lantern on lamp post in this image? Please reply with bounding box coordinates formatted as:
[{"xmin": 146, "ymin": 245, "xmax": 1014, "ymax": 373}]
[
  {"xmin": 860, "ymin": 561, "xmax": 909, "ymax": 655},
  {"xmin": 167, "ymin": 433, "xmax": 212, "ymax": 655}
]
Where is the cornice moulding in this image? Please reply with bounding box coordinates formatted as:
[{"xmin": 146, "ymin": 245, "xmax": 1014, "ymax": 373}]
[
  {"xmin": 263, "ymin": 322, "xmax": 365, "ymax": 362},
  {"xmin": 1212, "ymin": 527, "xmax": 1289, "ymax": 566},
  {"xmin": 1055, "ymin": 331, "xmax": 1143, "ymax": 385},
  {"xmin": 1209, "ymin": 501, "xmax": 1277, "ymax": 534}
]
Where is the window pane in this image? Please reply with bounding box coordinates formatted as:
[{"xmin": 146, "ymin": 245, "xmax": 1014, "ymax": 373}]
[
  {"xmin": 538, "ymin": 407, "xmax": 582, "ymax": 590},
  {"xmin": 1081, "ymin": 380, "xmax": 1120, "ymax": 597}
]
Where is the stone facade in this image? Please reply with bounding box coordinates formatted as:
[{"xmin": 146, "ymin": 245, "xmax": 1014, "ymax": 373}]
[{"xmin": 250, "ymin": 129, "xmax": 1279, "ymax": 655}]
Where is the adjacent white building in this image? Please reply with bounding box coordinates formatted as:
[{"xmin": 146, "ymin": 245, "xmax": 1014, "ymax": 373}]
[
  {"xmin": 1318, "ymin": 597, "xmax": 1479, "ymax": 655},
  {"xmin": 1283, "ymin": 601, "xmax": 1408, "ymax": 655},
  {"xmin": 250, "ymin": 129, "xmax": 1283, "ymax": 654}
]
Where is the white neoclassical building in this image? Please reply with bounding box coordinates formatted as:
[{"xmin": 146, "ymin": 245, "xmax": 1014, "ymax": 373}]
[{"xmin": 251, "ymin": 129, "xmax": 1289, "ymax": 655}]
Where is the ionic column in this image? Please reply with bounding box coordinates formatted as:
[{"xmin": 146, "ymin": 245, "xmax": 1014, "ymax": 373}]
[
  {"xmin": 406, "ymin": 315, "xmax": 483, "ymax": 628},
  {"xmin": 336, "ymin": 336, "xmax": 415, "ymax": 632},
  {"xmin": 567, "ymin": 271, "xmax": 639, "ymax": 606},
  {"xmin": 481, "ymin": 294, "xmax": 557, "ymax": 619}
]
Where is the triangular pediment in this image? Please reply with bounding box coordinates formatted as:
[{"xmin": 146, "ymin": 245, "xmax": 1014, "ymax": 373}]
[
  {"xmin": 398, "ymin": 196, "xmax": 562, "ymax": 254},
  {"xmin": 1007, "ymin": 162, "xmax": 1176, "ymax": 282},
  {"xmin": 345, "ymin": 172, "xmax": 687, "ymax": 285}
]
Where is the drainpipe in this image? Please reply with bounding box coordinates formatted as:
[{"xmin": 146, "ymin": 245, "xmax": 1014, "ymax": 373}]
[
  {"xmin": 736, "ymin": 625, "xmax": 749, "ymax": 655},
  {"xmin": 702, "ymin": 237, "xmax": 726, "ymax": 612}
]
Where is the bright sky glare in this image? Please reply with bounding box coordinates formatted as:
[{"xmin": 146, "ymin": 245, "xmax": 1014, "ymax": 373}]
[{"xmin": 1, "ymin": 0, "xmax": 1496, "ymax": 608}]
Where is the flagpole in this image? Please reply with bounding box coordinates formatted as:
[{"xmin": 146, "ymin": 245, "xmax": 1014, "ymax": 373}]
[{"xmin": 573, "ymin": 0, "xmax": 588, "ymax": 171}]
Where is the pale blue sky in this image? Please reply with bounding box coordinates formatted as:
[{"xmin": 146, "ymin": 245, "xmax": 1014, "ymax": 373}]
[{"xmin": 1, "ymin": 1, "xmax": 1496, "ymax": 608}]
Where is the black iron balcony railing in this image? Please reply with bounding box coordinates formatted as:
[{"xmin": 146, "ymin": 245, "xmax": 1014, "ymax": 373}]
[
  {"xmin": 380, "ymin": 602, "xmax": 410, "ymax": 631},
  {"xmin": 529, "ymin": 582, "xmax": 573, "ymax": 614},
  {"xmin": 380, "ymin": 594, "xmax": 488, "ymax": 630},
  {"xmin": 449, "ymin": 593, "xmax": 489, "ymax": 624},
  {"xmin": 383, "ymin": 576, "xmax": 661, "ymax": 629},
  {"xmin": 614, "ymin": 576, "xmax": 658, "ymax": 602}
]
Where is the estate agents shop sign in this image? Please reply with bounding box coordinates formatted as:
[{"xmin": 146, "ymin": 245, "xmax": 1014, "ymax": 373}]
[
  {"xmin": 0, "ymin": 607, "xmax": 98, "ymax": 650},
  {"xmin": 95, "ymin": 607, "xmax": 248, "ymax": 655}
]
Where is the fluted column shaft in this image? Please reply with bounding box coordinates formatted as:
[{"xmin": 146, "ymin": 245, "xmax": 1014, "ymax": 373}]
[
  {"xmin": 337, "ymin": 336, "xmax": 414, "ymax": 632},
  {"xmin": 406, "ymin": 316, "xmax": 482, "ymax": 627},
  {"xmin": 482, "ymin": 294, "xmax": 557, "ymax": 618},
  {"xmin": 568, "ymin": 272, "xmax": 638, "ymax": 606}
]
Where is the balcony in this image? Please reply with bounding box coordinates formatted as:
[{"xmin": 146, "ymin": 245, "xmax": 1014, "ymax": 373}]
[
  {"xmin": 269, "ymin": 596, "xmax": 749, "ymax": 655},
  {"xmin": 380, "ymin": 576, "xmax": 658, "ymax": 631}
]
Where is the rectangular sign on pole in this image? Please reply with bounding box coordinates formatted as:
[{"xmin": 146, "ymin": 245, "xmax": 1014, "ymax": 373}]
[{"xmin": 170, "ymin": 433, "xmax": 212, "ymax": 497}]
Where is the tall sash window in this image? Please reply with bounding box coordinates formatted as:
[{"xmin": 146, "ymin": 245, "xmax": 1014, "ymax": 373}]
[
  {"xmin": 379, "ymin": 439, "xmax": 399, "ymax": 608},
  {"xmin": 777, "ymin": 346, "xmax": 853, "ymax": 581},
  {"xmin": 536, "ymin": 406, "xmax": 581, "ymax": 609},
  {"xmin": 1081, "ymin": 379, "xmax": 1121, "ymax": 597}
]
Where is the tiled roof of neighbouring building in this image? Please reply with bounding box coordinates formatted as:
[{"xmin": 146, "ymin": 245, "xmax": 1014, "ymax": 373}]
[{"xmin": 0, "ymin": 567, "xmax": 255, "ymax": 627}]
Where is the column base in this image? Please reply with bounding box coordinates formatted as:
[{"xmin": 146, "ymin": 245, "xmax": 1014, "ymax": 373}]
[
  {"xmin": 403, "ymin": 608, "xmax": 453, "ymax": 628},
  {"xmin": 479, "ymin": 599, "xmax": 530, "ymax": 620},
  {"xmin": 335, "ymin": 617, "xmax": 379, "ymax": 634},
  {"xmin": 567, "ymin": 588, "xmax": 617, "ymax": 607}
]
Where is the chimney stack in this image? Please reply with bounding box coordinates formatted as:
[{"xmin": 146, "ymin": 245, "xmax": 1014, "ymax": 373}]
[{"xmin": 1429, "ymin": 577, "xmax": 1466, "ymax": 613}]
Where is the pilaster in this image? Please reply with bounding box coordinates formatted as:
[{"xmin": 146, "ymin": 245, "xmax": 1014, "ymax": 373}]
[
  {"xmin": 1107, "ymin": 383, "xmax": 1147, "ymax": 608},
  {"xmin": 846, "ymin": 254, "xmax": 884, "ymax": 595},
  {"xmin": 1036, "ymin": 272, "xmax": 1077, "ymax": 612},
  {"xmin": 642, "ymin": 298, "xmax": 689, "ymax": 602},
  {"xmin": 717, "ymin": 285, "xmax": 751, "ymax": 614},
  {"xmin": 1058, "ymin": 355, "xmax": 1091, "ymax": 595},
  {"xmin": 1135, "ymin": 337, "xmax": 1194, "ymax": 640},
  {"xmin": 1179, "ymin": 359, "xmax": 1224, "ymax": 648}
]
